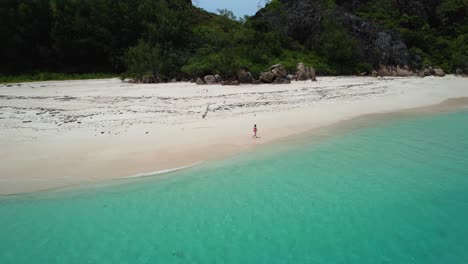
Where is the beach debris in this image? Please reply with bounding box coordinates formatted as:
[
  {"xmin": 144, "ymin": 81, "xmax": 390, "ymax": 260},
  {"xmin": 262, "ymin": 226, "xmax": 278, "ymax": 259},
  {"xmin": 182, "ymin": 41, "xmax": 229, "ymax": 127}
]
[{"xmin": 202, "ymin": 104, "xmax": 210, "ymax": 119}]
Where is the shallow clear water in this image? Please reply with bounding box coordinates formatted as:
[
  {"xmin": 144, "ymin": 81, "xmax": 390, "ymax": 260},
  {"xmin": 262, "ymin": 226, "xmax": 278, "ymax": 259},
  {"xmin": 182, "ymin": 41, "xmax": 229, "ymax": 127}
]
[{"xmin": 1, "ymin": 111, "xmax": 468, "ymax": 264}]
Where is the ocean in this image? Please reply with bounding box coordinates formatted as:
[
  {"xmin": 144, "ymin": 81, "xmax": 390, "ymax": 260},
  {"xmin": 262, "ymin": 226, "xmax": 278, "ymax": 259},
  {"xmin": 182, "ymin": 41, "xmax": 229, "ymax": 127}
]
[{"xmin": 1, "ymin": 110, "xmax": 468, "ymax": 263}]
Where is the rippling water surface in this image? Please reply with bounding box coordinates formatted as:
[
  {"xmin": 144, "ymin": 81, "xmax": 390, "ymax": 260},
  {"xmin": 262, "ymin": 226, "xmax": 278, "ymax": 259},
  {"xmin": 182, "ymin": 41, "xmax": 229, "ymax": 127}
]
[{"xmin": 1, "ymin": 110, "xmax": 468, "ymax": 263}]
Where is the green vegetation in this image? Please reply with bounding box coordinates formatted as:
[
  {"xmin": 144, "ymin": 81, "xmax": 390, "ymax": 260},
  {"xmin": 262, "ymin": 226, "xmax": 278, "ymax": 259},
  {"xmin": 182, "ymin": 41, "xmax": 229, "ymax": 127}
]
[
  {"xmin": 1, "ymin": 0, "xmax": 330, "ymax": 79},
  {"xmin": 0, "ymin": 73, "xmax": 115, "ymax": 84},
  {"xmin": 318, "ymin": 18, "xmax": 360, "ymax": 74},
  {"xmin": 1, "ymin": 0, "xmax": 466, "ymax": 80}
]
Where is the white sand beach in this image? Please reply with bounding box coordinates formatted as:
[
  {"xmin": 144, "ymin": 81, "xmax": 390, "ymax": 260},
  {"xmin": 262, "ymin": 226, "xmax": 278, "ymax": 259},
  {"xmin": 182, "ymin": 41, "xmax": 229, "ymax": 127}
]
[{"xmin": 0, "ymin": 76, "xmax": 467, "ymax": 194}]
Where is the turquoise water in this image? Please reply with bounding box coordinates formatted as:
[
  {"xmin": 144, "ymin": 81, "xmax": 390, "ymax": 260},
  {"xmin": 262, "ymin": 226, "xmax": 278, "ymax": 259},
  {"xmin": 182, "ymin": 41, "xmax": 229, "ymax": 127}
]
[{"xmin": 1, "ymin": 110, "xmax": 468, "ymax": 263}]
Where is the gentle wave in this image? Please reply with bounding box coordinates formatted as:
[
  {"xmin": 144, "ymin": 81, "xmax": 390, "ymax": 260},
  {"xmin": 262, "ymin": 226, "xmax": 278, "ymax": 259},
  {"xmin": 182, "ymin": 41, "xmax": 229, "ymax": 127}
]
[{"xmin": 122, "ymin": 161, "xmax": 204, "ymax": 179}]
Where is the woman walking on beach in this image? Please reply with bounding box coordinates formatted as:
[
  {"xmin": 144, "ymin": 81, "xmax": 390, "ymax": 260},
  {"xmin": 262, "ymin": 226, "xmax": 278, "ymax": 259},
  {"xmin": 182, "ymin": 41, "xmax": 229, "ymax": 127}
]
[{"xmin": 253, "ymin": 124, "xmax": 258, "ymax": 139}]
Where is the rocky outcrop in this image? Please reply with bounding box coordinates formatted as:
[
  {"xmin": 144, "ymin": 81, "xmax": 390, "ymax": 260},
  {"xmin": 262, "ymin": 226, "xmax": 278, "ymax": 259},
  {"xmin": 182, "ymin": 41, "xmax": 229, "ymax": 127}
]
[
  {"xmin": 197, "ymin": 74, "xmax": 224, "ymax": 85},
  {"xmin": 415, "ymin": 67, "xmax": 446, "ymax": 77},
  {"xmin": 237, "ymin": 69, "xmax": 253, "ymax": 83},
  {"xmin": 395, "ymin": 65, "xmax": 413, "ymax": 77},
  {"xmin": 196, "ymin": 62, "xmax": 321, "ymax": 86},
  {"xmin": 220, "ymin": 79, "xmax": 241, "ymax": 86},
  {"xmin": 196, "ymin": 78, "xmax": 205, "ymax": 85},
  {"xmin": 253, "ymin": 0, "xmax": 411, "ymax": 67},
  {"xmin": 338, "ymin": 0, "xmax": 444, "ymax": 26},
  {"xmin": 378, "ymin": 65, "xmax": 416, "ymax": 77},
  {"xmin": 259, "ymin": 64, "xmax": 296, "ymax": 84},
  {"xmin": 433, "ymin": 68, "xmax": 446, "ymax": 77},
  {"xmin": 424, "ymin": 67, "xmax": 433, "ymax": 76},
  {"xmin": 273, "ymin": 77, "xmax": 291, "ymax": 84},
  {"xmin": 259, "ymin": 72, "xmax": 275, "ymax": 83},
  {"xmin": 271, "ymin": 64, "xmax": 288, "ymax": 79},
  {"xmin": 204, "ymin": 75, "xmax": 218, "ymax": 85},
  {"xmin": 296, "ymin": 63, "xmax": 316, "ymax": 81}
]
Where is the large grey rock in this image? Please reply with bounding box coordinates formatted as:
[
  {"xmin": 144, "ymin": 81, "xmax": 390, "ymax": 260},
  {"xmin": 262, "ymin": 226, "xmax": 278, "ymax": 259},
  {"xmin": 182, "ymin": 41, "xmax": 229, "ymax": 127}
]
[
  {"xmin": 270, "ymin": 64, "xmax": 282, "ymax": 70},
  {"xmin": 433, "ymin": 68, "xmax": 445, "ymax": 77},
  {"xmin": 297, "ymin": 63, "xmax": 306, "ymax": 73},
  {"xmin": 309, "ymin": 67, "xmax": 317, "ymax": 81},
  {"xmin": 296, "ymin": 63, "xmax": 310, "ymax": 80},
  {"xmin": 456, "ymin": 68, "xmax": 463, "ymax": 75},
  {"xmin": 428, "ymin": 67, "xmax": 435, "ymax": 75},
  {"xmin": 271, "ymin": 65, "xmax": 288, "ymax": 78},
  {"xmin": 273, "ymin": 78, "xmax": 291, "ymax": 84},
  {"xmin": 204, "ymin": 75, "xmax": 218, "ymax": 85},
  {"xmin": 259, "ymin": 72, "xmax": 275, "ymax": 83},
  {"xmin": 237, "ymin": 70, "xmax": 252, "ymax": 83},
  {"xmin": 396, "ymin": 66, "xmax": 413, "ymax": 77},
  {"xmin": 296, "ymin": 70, "xmax": 310, "ymax": 81},
  {"xmin": 423, "ymin": 68, "xmax": 432, "ymax": 76},
  {"xmin": 196, "ymin": 78, "xmax": 205, "ymax": 85},
  {"xmin": 378, "ymin": 65, "xmax": 391, "ymax": 76},
  {"xmin": 296, "ymin": 63, "xmax": 317, "ymax": 81}
]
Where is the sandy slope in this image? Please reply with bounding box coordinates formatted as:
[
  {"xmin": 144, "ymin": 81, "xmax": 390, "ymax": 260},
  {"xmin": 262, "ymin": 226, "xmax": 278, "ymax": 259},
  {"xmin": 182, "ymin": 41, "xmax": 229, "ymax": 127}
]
[{"xmin": 0, "ymin": 76, "xmax": 467, "ymax": 194}]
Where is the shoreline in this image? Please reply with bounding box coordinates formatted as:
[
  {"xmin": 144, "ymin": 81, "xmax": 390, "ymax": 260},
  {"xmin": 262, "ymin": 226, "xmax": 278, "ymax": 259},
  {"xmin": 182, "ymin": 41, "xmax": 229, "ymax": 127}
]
[
  {"xmin": 1, "ymin": 76, "xmax": 467, "ymax": 195},
  {"xmin": 2, "ymin": 98, "xmax": 467, "ymax": 198}
]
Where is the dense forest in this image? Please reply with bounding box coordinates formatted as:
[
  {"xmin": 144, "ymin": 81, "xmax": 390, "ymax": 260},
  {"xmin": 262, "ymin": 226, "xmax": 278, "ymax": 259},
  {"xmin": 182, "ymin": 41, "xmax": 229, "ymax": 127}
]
[{"xmin": 0, "ymin": 0, "xmax": 466, "ymax": 81}]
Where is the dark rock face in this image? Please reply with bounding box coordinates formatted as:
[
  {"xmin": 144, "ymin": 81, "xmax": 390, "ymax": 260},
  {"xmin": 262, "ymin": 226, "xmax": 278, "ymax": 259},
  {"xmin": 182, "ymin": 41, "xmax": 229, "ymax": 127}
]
[
  {"xmin": 260, "ymin": 72, "xmax": 275, "ymax": 83},
  {"xmin": 336, "ymin": 12, "xmax": 409, "ymax": 66},
  {"xmin": 336, "ymin": 0, "xmax": 443, "ymax": 25},
  {"xmin": 254, "ymin": 0, "xmax": 413, "ymax": 67},
  {"xmin": 237, "ymin": 69, "xmax": 253, "ymax": 83},
  {"xmin": 254, "ymin": 0, "xmax": 327, "ymax": 48}
]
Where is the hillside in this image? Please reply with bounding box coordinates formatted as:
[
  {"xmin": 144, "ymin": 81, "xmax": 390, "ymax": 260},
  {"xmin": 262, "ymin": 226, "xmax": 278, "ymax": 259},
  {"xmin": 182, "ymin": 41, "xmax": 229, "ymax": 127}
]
[
  {"xmin": 0, "ymin": 0, "xmax": 466, "ymax": 80},
  {"xmin": 254, "ymin": 0, "xmax": 467, "ymax": 73}
]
